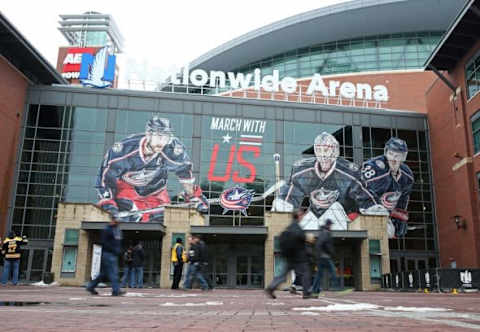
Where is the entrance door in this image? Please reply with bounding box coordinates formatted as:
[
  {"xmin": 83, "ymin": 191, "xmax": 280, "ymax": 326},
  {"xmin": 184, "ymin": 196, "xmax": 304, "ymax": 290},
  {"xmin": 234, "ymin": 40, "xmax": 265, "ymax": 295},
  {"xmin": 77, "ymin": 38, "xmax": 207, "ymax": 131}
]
[
  {"xmin": 19, "ymin": 247, "xmax": 52, "ymax": 282},
  {"xmin": 235, "ymin": 255, "xmax": 264, "ymax": 288}
]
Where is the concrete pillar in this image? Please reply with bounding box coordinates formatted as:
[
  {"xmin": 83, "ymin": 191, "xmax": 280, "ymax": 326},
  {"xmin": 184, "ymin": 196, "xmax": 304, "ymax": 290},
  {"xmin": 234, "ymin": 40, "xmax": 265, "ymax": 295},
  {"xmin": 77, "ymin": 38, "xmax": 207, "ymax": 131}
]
[
  {"xmin": 159, "ymin": 207, "xmax": 206, "ymax": 288},
  {"xmin": 349, "ymin": 215, "xmax": 390, "ymax": 290},
  {"xmin": 264, "ymin": 211, "xmax": 291, "ymax": 289},
  {"xmin": 51, "ymin": 203, "xmax": 110, "ymax": 286}
]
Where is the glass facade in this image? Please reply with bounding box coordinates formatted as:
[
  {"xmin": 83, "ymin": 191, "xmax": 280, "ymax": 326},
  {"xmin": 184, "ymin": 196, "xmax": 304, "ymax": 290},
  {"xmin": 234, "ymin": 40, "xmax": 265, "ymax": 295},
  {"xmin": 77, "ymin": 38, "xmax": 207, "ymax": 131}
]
[
  {"xmin": 233, "ymin": 31, "xmax": 443, "ymax": 79},
  {"xmin": 12, "ymin": 89, "xmax": 437, "ymax": 279}
]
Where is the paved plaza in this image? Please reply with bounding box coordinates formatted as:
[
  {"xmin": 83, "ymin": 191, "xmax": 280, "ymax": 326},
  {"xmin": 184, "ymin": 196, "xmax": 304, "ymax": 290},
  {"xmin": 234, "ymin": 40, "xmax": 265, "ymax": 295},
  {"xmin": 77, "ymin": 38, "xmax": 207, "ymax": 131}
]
[{"xmin": 0, "ymin": 286, "xmax": 479, "ymax": 331}]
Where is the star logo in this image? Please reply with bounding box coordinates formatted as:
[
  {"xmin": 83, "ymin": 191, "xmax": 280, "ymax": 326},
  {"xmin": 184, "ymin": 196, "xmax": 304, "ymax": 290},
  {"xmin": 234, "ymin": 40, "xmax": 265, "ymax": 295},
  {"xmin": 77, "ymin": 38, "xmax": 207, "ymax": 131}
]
[{"xmin": 222, "ymin": 134, "xmax": 232, "ymax": 143}]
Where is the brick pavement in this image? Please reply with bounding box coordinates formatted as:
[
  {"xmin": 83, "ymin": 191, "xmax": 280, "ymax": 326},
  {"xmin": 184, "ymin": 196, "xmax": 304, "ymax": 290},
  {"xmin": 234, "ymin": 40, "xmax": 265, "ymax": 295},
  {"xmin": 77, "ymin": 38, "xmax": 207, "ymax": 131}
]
[{"xmin": 0, "ymin": 286, "xmax": 479, "ymax": 331}]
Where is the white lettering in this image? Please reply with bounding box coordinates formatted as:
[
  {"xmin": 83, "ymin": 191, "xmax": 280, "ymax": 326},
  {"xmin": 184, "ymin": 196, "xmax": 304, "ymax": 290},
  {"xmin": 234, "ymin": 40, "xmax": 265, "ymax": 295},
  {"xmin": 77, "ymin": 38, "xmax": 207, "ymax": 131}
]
[
  {"xmin": 340, "ymin": 82, "xmax": 356, "ymax": 99},
  {"xmin": 210, "ymin": 117, "xmax": 220, "ymax": 130},
  {"xmin": 63, "ymin": 53, "xmax": 83, "ymax": 65},
  {"xmin": 373, "ymin": 85, "xmax": 389, "ymax": 101},
  {"xmin": 307, "ymin": 74, "xmax": 329, "ymax": 96},
  {"xmin": 227, "ymin": 72, "xmax": 253, "ymax": 89},
  {"xmin": 61, "ymin": 72, "xmax": 80, "ymax": 79},
  {"xmin": 210, "ymin": 71, "xmax": 226, "ymax": 88},
  {"xmin": 182, "ymin": 65, "xmax": 189, "ymax": 85},
  {"xmin": 329, "ymin": 80, "xmax": 340, "ymax": 96},
  {"xmin": 254, "ymin": 68, "xmax": 261, "ymax": 90},
  {"xmin": 190, "ymin": 69, "xmax": 209, "ymax": 86},
  {"xmin": 280, "ymin": 77, "xmax": 297, "ymax": 93},
  {"xmin": 356, "ymin": 83, "xmax": 372, "ymax": 100},
  {"xmin": 243, "ymin": 119, "xmax": 253, "ymax": 132},
  {"xmin": 261, "ymin": 70, "xmax": 279, "ymax": 92}
]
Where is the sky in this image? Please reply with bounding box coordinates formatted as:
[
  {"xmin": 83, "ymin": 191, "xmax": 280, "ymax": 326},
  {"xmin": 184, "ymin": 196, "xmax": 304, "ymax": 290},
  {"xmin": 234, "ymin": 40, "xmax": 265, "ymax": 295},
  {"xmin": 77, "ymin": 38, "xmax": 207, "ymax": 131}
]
[{"xmin": 2, "ymin": 0, "xmax": 350, "ymax": 84}]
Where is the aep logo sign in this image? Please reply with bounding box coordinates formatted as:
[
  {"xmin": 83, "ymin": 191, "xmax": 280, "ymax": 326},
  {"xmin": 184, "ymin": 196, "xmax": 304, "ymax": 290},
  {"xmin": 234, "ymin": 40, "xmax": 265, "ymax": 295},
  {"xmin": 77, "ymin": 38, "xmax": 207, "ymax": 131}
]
[{"xmin": 79, "ymin": 47, "xmax": 116, "ymax": 88}]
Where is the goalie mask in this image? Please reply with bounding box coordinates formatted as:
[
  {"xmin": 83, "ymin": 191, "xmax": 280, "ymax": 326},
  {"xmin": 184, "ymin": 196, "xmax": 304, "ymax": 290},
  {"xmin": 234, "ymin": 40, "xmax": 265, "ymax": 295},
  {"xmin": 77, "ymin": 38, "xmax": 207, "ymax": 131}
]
[
  {"xmin": 314, "ymin": 132, "xmax": 340, "ymax": 172},
  {"xmin": 384, "ymin": 137, "xmax": 408, "ymax": 173},
  {"xmin": 145, "ymin": 116, "xmax": 173, "ymax": 153}
]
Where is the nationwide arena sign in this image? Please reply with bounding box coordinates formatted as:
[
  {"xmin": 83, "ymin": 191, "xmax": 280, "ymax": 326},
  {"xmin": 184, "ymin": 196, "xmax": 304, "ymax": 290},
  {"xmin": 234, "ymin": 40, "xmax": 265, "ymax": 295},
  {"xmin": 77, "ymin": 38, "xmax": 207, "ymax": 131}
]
[{"xmin": 171, "ymin": 66, "xmax": 389, "ymax": 102}]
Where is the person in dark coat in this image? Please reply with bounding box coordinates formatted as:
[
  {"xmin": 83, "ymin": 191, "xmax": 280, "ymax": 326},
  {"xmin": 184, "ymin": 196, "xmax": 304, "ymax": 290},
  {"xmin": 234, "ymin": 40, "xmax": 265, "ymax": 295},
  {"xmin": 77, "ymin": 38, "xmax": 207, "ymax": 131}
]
[
  {"xmin": 86, "ymin": 218, "xmax": 125, "ymax": 296},
  {"xmin": 183, "ymin": 235, "xmax": 208, "ymax": 290},
  {"xmin": 265, "ymin": 208, "xmax": 313, "ymax": 299},
  {"xmin": 311, "ymin": 219, "xmax": 339, "ymax": 295},
  {"xmin": 132, "ymin": 242, "xmax": 145, "ymax": 288},
  {"xmin": 120, "ymin": 243, "xmax": 134, "ymax": 288}
]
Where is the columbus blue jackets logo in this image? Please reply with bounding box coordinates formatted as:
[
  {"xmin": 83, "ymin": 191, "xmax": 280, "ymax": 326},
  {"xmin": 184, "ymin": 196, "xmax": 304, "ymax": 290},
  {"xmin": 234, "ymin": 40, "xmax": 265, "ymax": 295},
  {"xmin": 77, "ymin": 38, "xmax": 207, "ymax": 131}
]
[
  {"xmin": 380, "ymin": 191, "xmax": 401, "ymax": 210},
  {"xmin": 310, "ymin": 187, "xmax": 339, "ymax": 209},
  {"xmin": 220, "ymin": 187, "xmax": 255, "ymax": 215}
]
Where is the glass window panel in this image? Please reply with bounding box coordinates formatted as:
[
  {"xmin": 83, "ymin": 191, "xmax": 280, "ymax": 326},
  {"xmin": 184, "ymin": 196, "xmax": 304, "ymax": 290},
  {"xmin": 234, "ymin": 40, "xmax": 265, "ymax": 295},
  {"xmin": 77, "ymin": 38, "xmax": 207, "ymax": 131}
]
[
  {"xmin": 64, "ymin": 229, "xmax": 79, "ymax": 245},
  {"xmin": 61, "ymin": 247, "xmax": 77, "ymax": 273}
]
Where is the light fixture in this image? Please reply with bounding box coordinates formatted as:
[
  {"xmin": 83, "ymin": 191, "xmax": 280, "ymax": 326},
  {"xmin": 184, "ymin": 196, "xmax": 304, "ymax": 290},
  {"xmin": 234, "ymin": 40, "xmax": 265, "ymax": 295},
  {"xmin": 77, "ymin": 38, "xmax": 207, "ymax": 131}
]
[{"xmin": 453, "ymin": 215, "xmax": 466, "ymax": 230}]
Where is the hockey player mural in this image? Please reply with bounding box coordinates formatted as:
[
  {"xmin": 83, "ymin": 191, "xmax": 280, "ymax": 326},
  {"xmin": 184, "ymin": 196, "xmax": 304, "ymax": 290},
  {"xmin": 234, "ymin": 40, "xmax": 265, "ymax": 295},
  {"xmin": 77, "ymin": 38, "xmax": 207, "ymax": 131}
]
[
  {"xmin": 272, "ymin": 132, "xmax": 376, "ymax": 231},
  {"xmin": 360, "ymin": 137, "xmax": 414, "ymax": 238},
  {"xmin": 95, "ymin": 116, "xmax": 208, "ymax": 222},
  {"xmin": 272, "ymin": 132, "xmax": 414, "ymax": 238}
]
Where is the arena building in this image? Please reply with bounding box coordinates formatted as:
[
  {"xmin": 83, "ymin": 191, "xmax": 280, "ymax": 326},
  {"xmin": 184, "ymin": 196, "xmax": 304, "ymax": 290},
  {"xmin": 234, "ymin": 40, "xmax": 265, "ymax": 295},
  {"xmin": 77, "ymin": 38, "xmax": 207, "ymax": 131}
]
[{"xmin": 1, "ymin": 0, "xmax": 478, "ymax": 289}]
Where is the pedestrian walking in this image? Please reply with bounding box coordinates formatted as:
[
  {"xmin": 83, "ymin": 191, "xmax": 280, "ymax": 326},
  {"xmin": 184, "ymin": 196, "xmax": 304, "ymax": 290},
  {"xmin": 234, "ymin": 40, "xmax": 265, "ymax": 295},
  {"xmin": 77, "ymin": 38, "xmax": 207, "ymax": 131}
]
[
  {"xmin": 265, "ymin": 208, "xmax": 313, "ymax": 299},
  {"xmin": 171, "ymin": 238, "xmax": 186, "ymax": 289},
  {"xmin": 120, "ymin": 244, "xmax": 134, "ymax": 288},
  {"xmin": 1, "ymin": 231, "xmax": 28, "ymax": 286},
  {"xmin": 86, "ymin": 218, "xmax": 125, "ymax": 296},
  {"xmin": 183, "ymin": 235, "xmax": 208, "ymax": 291},
  {"xmin": 197, "ymin": 236, "xmax": 214, "ymax": 290},
  {"xmin": 311, "ymin": 219, "xmax": 339, "ymax": 296},
  {"xmin": 132, "ymin": 241, "xmax": 144, "ymax": 288}
]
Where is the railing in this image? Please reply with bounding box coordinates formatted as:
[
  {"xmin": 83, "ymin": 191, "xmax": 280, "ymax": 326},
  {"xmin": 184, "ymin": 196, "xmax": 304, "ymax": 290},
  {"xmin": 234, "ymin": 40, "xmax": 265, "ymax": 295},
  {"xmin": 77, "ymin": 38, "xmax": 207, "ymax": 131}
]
[{"xmin": 122, "ymin": 80, "xmax": 387, "ymax": 109}]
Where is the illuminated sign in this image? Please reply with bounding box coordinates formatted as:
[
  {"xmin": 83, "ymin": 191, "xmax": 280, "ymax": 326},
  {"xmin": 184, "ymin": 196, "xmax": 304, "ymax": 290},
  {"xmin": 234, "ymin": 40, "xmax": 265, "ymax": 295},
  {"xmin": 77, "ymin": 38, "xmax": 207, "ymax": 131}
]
[{"xmin": 171, "ymin": 66, "xmax": 389, "ymax": 102}]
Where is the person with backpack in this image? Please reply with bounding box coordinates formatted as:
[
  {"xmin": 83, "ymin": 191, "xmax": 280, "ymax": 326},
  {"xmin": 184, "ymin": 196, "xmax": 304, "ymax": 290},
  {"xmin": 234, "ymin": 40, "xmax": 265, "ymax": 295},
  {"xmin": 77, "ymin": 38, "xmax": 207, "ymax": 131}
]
[
  {"xmin": 171, "ymin": 237, "xmax": 186, "ymax": 289},
  {"xmin": 265, "ymin": 208, "xmax": 313, "ymax": 299},
  {"xmin": 311, "ymin": 219, "xmax": 339, "ymax": 296}
]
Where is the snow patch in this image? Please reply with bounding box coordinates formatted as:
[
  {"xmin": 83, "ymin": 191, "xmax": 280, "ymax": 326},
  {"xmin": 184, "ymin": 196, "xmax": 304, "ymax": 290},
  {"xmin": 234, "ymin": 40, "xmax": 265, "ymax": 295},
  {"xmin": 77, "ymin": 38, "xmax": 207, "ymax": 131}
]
[
  {"xmin": 124, "ymin": 292, "xmax": 145, "ymax": 297},
  {"xmin": 31, "ymin": 281, "xmax": 58, "ymax": 287},
  {"xmin": 384, "ymin": 306, "xmax": 451, "ymax": 312},
  {"xmin": 293, "ymin": 303, "xmax": 379, "ymax": 312},
  {"xmin": 267, "ymin": 302, "xmax": 285, "ymax": 305},
  {"xmin": 160, "ymin": 301, "xmax": 223, "ymax": 307},
  {"xmin": 301, "ymin": 312, "xmax": 320, "ymax": 316},
  {"xmin": 69, "ymin": 297, "xmax": 84, "ymax": 300},
  {"xmin": 155, "ymin": 294, "xmax": 199, "ymax": 298}
]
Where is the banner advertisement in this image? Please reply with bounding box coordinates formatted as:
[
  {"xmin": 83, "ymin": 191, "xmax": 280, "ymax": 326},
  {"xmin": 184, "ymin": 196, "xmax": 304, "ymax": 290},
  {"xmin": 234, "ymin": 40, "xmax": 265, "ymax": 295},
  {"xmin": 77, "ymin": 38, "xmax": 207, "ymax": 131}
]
[
  {"xmin": 91, "ymin": 244, "xmax": 102, "ymax": 280},
  {"xmin": 95, "ymin": 113, "xmax": 413, "ymax": 238}
]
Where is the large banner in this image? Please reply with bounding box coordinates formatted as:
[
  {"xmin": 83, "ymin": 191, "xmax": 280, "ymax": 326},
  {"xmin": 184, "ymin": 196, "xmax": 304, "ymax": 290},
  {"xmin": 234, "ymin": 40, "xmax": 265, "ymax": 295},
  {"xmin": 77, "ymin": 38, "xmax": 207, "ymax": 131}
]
[
  {"xmin": 272, "ymin": 132, "xmax": 414, "ymax": 238},
  {"xmin": 94, "ymin": 113, "xmax": 414, "ymax": 238}
]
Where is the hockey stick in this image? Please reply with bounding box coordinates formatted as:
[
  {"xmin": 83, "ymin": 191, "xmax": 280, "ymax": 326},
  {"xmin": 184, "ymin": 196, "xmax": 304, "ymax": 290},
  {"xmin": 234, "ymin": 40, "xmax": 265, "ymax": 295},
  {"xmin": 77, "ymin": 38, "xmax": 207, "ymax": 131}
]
[{"xmin": 116, "ymin": 179, "xmax": 286, "ymax": 219}]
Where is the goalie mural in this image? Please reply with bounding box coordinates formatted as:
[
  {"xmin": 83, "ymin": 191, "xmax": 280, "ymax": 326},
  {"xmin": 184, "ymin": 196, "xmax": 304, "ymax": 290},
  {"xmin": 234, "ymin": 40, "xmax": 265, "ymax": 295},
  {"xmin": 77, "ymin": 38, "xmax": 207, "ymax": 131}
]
[
  {"xmin": 272, "ymin": 132, "xmax": 376, "ymax": 231},
  {"xmin": 272, "ymin": 132, "xmax": 414, "ymax": 238},
  {"xmin": 95, "ymin": 116, "xmax": 208, "ymax": 222}
]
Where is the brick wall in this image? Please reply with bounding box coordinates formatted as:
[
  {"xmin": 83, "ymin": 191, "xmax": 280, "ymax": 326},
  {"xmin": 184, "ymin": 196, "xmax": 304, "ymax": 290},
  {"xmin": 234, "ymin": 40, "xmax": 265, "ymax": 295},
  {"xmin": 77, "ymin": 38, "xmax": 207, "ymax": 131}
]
[{"xmin": 0, "ymin": 56, "xmax": 27, "ymax": 237}]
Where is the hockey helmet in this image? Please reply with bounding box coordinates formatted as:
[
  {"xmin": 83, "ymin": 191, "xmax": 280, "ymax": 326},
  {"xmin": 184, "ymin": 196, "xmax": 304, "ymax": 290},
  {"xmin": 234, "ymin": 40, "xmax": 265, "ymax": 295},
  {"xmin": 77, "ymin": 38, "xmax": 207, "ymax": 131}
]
[
  {"xmin": 145, "ymin": 116, "xmax": 172, "ymax": 135},
  {"xmin": 314, "ymin": 132, "xmax": 340, "ymax": 171},
  {"xmin": 384, "ymin": 137, "xmax": 408, "ymax": 161}
]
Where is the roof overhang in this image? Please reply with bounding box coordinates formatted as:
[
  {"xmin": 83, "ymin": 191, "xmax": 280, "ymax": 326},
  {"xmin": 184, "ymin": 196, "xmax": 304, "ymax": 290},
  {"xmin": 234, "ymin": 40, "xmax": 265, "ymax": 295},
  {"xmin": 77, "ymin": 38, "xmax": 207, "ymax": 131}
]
[
  {"xmin": 81, "ymin": 221, "xmax": 166, "ymax": 232},
  {"xmin": 0, "ymin": 12, "xmax": 67, "ymax": 85},
  {"xmin": 191, "ymin": 226, "xmax": 268, "ymax": 235},
  {"xmin": 424, "ymin": 0, "xmax": 480, "ymax": 71},
  {"xmin": 190, "ymin": 0, "xmax": 465, "ymax": 72}
]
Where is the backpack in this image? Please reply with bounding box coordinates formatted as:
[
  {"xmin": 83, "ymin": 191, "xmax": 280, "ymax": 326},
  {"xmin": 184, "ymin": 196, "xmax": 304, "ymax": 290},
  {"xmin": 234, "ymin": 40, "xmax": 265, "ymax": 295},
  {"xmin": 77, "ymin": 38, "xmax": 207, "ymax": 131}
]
[{"xmin": 278, "ymin": 227, "xmax": 296, "ymax": 256}]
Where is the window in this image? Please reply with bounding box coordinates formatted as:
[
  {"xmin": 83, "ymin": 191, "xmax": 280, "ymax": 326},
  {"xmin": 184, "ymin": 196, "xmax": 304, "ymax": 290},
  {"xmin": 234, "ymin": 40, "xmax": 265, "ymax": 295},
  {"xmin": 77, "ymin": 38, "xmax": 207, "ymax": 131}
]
[
  {"xmin": 472, "ymin": 112, "xmax": 480, "ymax": 154},
  {"xmin": 466, "ymin": 52, "xmax": 480, "ymax": 99},
  {"xmin": 61, "ymin": 229, "xmax": 79, "ymax": 275},
  {"xmin": 369, "ymin": 240, "xmax": 382, "ymax": 283}
]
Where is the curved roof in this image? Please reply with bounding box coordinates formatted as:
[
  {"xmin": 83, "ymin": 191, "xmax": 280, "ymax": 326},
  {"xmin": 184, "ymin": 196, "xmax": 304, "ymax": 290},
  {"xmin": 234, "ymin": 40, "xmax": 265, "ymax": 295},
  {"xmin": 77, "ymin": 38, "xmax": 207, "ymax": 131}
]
[{"xmin": 190, "ymin": 0, "xmax": 467, "ymax": 72}]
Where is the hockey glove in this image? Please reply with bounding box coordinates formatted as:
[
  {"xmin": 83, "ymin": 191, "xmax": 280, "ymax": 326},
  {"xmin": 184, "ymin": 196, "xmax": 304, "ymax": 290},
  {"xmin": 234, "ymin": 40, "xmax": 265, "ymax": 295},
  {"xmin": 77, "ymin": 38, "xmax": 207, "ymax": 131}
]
[{"xmin": 181, "ymin": 185, "xmax": 209, "ymax": 213}]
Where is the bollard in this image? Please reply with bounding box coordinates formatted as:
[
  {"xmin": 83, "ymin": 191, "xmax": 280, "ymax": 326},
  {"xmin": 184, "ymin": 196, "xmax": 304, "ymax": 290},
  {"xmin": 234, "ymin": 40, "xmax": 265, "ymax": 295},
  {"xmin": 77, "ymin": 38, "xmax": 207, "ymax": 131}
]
[
  {"xmin": 452, "ymin": 288, "xmax": 458, "ymax": 295},
  {"xmin": 424, "ymin": 288, "xmax": 429, "ymax": 294}
]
